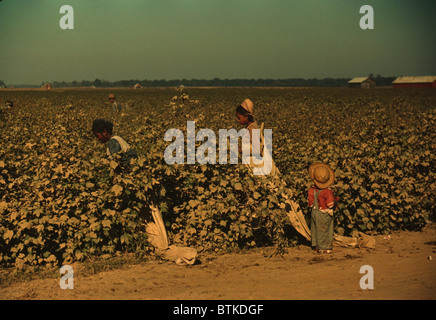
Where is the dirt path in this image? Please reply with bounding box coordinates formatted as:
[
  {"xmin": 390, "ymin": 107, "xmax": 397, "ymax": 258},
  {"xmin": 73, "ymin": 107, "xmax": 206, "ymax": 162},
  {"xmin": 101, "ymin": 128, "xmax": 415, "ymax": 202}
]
[{"xmin": 1, "ymin": 224, "xmax": 435, "ymax": 300}]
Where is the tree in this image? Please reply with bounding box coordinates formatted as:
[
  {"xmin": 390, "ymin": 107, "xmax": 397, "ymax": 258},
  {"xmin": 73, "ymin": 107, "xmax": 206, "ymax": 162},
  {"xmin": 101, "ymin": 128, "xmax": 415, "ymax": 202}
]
[{"xmin": 94, "ymin": 78, "xmax": 102, "ymax": 87}]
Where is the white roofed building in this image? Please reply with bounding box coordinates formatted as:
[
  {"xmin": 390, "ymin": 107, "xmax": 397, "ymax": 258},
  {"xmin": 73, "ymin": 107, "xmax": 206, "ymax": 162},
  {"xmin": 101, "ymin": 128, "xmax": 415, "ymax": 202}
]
[{"xmin": 348, "ymin": 77, "xmax": 376, "ymax": 89}]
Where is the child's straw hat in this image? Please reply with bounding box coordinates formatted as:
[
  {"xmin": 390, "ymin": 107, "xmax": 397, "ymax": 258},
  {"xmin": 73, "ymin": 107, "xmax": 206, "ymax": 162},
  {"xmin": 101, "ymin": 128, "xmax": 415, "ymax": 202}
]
[
  {"xmin": 108, "ymin": 94, "xmax": 116, "ymax": 99},
  {"xmin": 309, "ymin": 162, "xmax": 335, "ymax": 189}
]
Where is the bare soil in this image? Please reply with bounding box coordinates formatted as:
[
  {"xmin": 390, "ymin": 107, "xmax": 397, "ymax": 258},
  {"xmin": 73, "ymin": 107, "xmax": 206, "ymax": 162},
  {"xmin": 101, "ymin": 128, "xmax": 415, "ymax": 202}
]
[{"xmin": 1, "ymin": 224, "xmax": 435, "ymax": 300}]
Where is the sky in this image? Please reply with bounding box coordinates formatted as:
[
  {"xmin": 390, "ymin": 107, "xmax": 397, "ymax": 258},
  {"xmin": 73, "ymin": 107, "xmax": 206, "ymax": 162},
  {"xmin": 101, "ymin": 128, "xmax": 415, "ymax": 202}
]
[{"xmin": 0, "ymin": 0, "xmax": 435, "ymax": 85}]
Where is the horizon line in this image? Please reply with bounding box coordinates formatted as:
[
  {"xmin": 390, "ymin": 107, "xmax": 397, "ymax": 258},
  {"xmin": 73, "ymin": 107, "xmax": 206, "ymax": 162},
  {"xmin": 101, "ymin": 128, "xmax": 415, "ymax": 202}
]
[{"xmin": 3, "ymin": 75, "xmax": 409, "ymax": 87}]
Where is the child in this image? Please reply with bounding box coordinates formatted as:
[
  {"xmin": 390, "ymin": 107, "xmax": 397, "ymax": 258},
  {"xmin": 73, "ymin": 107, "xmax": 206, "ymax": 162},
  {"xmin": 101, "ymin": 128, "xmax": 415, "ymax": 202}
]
[
  {"xmin": 308, "ymin": 162, "xmax": 338, "ymax": 254},
  {"xmin": 92, "ymin": 119, "xmax": 137, "ymax": 173}
]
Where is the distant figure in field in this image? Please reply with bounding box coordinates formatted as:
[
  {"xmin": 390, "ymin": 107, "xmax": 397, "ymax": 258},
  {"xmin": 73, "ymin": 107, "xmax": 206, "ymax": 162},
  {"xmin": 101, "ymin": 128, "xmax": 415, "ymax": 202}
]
[
  {"xmin": 108, "ymin": 94, "xmax": 122, "ymax": 113},
  {"xmin": 0, "ymin": 100, "xmax": 13, "ymax": 114}
]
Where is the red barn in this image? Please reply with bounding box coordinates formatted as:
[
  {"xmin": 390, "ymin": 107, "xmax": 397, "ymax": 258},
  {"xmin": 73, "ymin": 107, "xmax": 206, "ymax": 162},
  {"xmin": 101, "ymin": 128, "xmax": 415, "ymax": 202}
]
[{"xmin": 393, "ymin": 76, "xmax": 436, "ymax": 88}]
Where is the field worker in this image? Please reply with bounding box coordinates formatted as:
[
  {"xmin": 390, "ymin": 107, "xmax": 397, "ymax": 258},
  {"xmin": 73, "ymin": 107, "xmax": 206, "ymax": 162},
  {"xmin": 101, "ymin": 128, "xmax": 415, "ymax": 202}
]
[
  {"xmin": 236, "ymin": 98, "xmax": 280, "ymax": 176},
  {"xmin": 92, "ymin": 119, "xmax": 137, "ymax": 173},
  {"xmin": 1, "ymin": 100, "xmax": 13, "ymax": 109},
  {"xmin": 308, "ymin": 162, "xmax": 339, "ymax": 254},
  {"xmin": 0, "ymin": 100, "xmax": 12, "ymax": 115},
  {"xmin": 108, "ymin": 93, "xmax": 122, "ymax": 112},
  {"xmin": 236, "ymin": 98, "xmax": 257, "ymax": 138},
  {"xmin": 235, "ymin": 99, "xmax": 311, "ymax": 242},
  {"xmin": 91, "ymin": 118, "xmax": 198, "ymax": 265}
]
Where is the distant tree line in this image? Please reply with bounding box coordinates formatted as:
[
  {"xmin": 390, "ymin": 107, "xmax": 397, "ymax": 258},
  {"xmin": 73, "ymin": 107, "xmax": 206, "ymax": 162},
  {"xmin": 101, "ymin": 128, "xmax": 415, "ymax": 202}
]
[
  {"xmin": 50, "ymin": 75, "xmax": 397, "ymax": 88},
  {"xmin": 49, "ymin": 78, "xmax": 355, "ymax": 88},
  {"xmin": 2, "ymin": 75, "xmax": 397, "ymax": 88}
]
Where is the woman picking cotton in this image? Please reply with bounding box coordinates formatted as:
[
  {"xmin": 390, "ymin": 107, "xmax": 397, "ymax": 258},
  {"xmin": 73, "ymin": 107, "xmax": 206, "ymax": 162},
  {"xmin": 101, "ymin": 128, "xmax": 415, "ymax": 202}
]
[
  {"xmin": 234, "ymin": 99, "xmax": 312, "ymax": 242},
  {"xmin": 235, "ymin": 99, "xmax": 280, "ymax": 176}
]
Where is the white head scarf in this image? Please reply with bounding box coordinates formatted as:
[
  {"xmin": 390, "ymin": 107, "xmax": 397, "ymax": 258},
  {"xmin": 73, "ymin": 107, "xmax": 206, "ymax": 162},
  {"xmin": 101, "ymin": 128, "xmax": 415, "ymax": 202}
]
[{"xmin": 240, "ymin": 99, "xmax": 254, "ymax": 116}]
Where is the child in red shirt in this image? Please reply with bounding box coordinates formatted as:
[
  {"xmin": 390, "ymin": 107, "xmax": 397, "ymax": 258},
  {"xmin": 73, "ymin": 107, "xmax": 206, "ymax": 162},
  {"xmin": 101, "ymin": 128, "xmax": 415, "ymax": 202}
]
[{"xmin": 308, "ymin": 163, "xmax": 338, "ymax": 254}]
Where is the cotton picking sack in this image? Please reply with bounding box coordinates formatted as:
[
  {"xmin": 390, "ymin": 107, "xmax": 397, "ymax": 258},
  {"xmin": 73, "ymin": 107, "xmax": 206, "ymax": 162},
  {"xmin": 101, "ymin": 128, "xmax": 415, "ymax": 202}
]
[{"xmin": 146, "ymin": 205, "xmax": 198, "ymax": 266}]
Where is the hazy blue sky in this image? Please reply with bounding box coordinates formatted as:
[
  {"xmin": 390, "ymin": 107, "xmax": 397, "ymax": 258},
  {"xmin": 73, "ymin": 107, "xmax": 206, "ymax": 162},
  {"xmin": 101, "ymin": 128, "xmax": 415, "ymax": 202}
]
[{"xmin": 0, "ymin": 0, "xmax": 435, "ymax": 85}]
